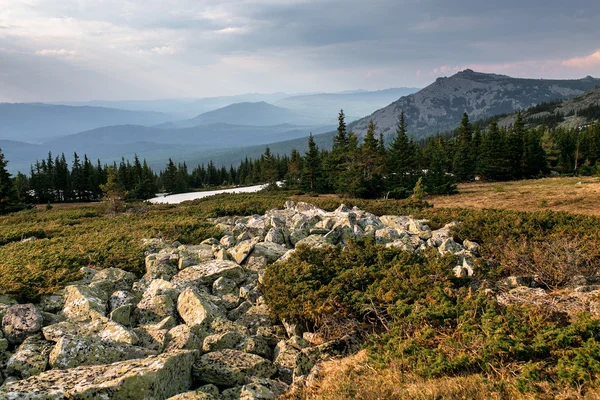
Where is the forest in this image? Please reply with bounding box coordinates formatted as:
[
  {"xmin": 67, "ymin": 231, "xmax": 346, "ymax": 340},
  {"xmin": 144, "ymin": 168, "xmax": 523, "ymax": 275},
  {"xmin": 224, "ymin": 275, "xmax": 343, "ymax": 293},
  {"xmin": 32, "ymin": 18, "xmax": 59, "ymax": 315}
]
[{"xmin": 0, "ymin": 108, "xmax": 599, "ymax": 212}]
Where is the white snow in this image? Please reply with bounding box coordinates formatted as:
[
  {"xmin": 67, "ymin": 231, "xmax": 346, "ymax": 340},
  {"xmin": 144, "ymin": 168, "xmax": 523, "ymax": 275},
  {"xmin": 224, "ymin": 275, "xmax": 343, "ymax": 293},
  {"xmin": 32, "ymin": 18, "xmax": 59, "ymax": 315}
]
[{"xmin": 148, "ymin": 184, "xmax": 268, "ymax": 204}]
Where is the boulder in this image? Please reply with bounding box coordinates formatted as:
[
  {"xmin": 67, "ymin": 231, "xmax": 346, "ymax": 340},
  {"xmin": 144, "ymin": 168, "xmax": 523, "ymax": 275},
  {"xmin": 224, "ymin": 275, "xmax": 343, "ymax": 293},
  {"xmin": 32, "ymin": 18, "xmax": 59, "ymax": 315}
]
[
  {"xmin": 98, "ymin": 319, "xmax": 139, "ymax": 345},
  {"xmin": 202, "ymin": 331, "xmax": 242, "ymax": 353},
  {"xmin": 165, "ymin": 325, "xmax": 204, "ymax": 351},
  {"xmin": 110, "ymin": 304, "xmax": 133, "ymax": 327},
  {"xmin": 193, "ymin": 349, "xmax": 277, "ymax": 386},
  {"xmin": 168, "ymin": 384, "xmax": 220, "ymax": 399},
  {"xmin": 38, "ymin": 293, "xmax": 65, "ymax": 314},
  {"xmin": 212, "ymin": 277, "xmax": 240, "ymax": 310},
  {"xmin": 237, "ymin": 336, "xmax": 273, "ymax": 360},
  {"xmin": 272, "ymin": 340, "xmax": 314, "ymax": 384},
  {"xmin": 89, "ymin": 267, "xmax": 137, "ymax": 294},
  {"xmin": 146, "ymin": 253, "xmax": 179, "ymax": 281},
  {"xmin": 252, "ymin": 242, "xmax": 288, "ymax": 264},
  {"xmin": 135, "ymin": 280, "xmax": 179, "ymax": 325},
  {"xmin": 48, "ymin": 335, "xmax": 155, "ymax": 369},
  {"xmin": 264, "ymin": 228, "xmax": 287, "ymax": 246},
  {"xmin": 109, "ymin": 290, "xmax": 138, "ymax": 312},
  {"xmin": 6, "ymin": 336, "xmax": 53, "ymax": 379},
  {"xmin": 172, "ymin": 260, "xmax": 245, "ymax": 290},
  {"xmin": 177, "ymin": 288, "xmax": 225, "ymax": 330},
  {"xmin": 230, "ymin": 238, "xmax": 260, "ymax": 265},
  {"xmin": 0, "ymin": 350, "xmax": 196, "ymax": 399},
  {"xmin": 2, "ymin": 304, "xmax": 43, "ymax": 344},
  {"xmin": 62, "ymin": 285, "xmax": 107, "ymax": 320}
]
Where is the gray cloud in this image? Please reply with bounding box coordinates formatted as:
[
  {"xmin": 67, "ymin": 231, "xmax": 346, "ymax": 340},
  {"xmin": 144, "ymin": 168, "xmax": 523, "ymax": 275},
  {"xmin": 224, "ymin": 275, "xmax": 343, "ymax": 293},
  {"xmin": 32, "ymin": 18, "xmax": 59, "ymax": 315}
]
[{"xmin": 0, "ymin": 0, "xmax": 599, "ymax": 102}]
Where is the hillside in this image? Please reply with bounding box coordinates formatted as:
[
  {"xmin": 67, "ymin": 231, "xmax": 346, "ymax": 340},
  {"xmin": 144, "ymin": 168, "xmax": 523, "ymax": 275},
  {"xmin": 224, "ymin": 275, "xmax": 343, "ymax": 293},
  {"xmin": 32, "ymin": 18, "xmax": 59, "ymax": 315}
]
[
  {"xmin": 0, "ymin": 103, "xmax": 172, "ymax": 141},
  {"xmin": 350, "ymin": 70, "xmax": 600, "ymax": 140},
  {"xmin": 274, "ymin": 87, "xmax": 419, "ymax": 123},
  {"xmin": 169, "ymin": 102, "xmax": 315, "ymax": 128},
  {"xmin": 2, "ymin": 123, "xmax": 334, "ymax": 173},
  {"xmin": 499, "ymin": 86, "xmax": 600, "ymax": 128}
]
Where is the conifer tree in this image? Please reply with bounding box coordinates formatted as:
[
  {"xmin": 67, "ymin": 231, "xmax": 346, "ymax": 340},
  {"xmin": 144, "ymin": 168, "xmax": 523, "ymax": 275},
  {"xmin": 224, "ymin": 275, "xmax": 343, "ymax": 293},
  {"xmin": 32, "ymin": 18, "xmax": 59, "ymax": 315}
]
[
  {"xmin": 0, "ymin": 148, "xmax": 20, "ymax": 214},
  {"xmin": 387, "ymin": 112, "xmax": 417, "ymax": 197},
  {"xmin": 260, "ymin": 146, "xmax": 278, "ymax": 188},
  {"xmin": 452, "ymin": 113, "xmax": 474, "ymax": 181},
  {"xmin": 301, "ymin": 134, "xmax": 323, "ymax": 193},
  {"xmin": 100, "ymin": 166, "xmax": 127, "ymax": 214},
  {"xmin": 477, "ymin": 120, "xmax": 510, "ymax": 180}
]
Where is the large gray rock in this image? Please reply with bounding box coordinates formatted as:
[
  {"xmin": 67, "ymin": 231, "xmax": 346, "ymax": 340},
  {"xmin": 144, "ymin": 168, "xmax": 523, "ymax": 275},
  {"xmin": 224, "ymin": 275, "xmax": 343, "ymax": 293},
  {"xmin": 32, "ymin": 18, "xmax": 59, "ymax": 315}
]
[
  {"xmin": 193, "ymin": 349, "xmax": 277, "ymax": 386},
  {"xmin": 0, "ymin": 350, "xmax": 196, "ymax": 400},
  {"xmin": 172, "ymin": 260, "xmax": 245, "ymax": 290},
  {"xmin": 61, "ymin": 285, "xmax": 107, "ymax": 320},
  {"xmin": 252, "ymin": 242, "xmax": 288, "ymax": 264},
  {"xmin": 6, "ymin": 335, "xmax": 53, "ymax": 378},
  {"xmin": 177, "ymin": 288, "xmax": 226, "ymax": 330},
  {"xmin": 230, "ymin": 238, "xmax": 260, "ymax": 265},
  {"xmin": 89, "ymin": 267, "xmax": 137, "ymax": 294},
  {"xmin": 165, "ymin": 325, "xmax": 204, "ymax": 352},
  {"xmin": 2, "ymin": 304, "xmax": 43, "ymax": 344},
  {"xmin": 146, "ymin": 253, "xmax": 179, "ymax": 281},
  {"xmin": 135, "ymin": 279, "xmax": 179, "ymax": 325},
  {"xmin": 49, "ymin": 335, "xmax": 155, "ymax": 369}
]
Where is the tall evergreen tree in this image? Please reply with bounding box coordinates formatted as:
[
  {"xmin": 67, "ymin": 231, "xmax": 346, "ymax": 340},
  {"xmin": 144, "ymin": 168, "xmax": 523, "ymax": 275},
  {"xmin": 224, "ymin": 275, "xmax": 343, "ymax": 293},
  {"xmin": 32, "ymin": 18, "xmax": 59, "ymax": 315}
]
[
  {"xmin": 301, "ymin": 134, "xmax": 323, "ymax": 193},
  {"xmin": 0, "ymin": 148, "xmax": 20, "ymax": 214},
  {"xmin": 387, "ymin": 112, "xmax": 417, "ymax": 197},
  {"xmin": 452, "ymin": 113, "xmax": 474, "ymax": 181}
]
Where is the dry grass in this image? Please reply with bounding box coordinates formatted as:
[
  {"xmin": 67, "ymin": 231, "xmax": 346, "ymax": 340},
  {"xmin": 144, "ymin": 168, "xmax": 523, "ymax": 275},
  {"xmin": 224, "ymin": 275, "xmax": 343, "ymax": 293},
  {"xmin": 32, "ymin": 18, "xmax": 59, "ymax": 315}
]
[
  {"xmin": 288, "ymin": 351, "xmax": 600, "ymax": 400},
  {"xmin": 427, "ymin": 177, "xmax": 600, "ymax": 216}
]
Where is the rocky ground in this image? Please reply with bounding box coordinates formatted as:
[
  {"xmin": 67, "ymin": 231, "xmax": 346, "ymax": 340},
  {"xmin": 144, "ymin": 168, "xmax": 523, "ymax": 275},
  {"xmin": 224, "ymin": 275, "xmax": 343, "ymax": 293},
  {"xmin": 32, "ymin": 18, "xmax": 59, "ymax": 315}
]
[{"xmin": 0, "ymin": 201, "xmax": 487, "ymax": 399}]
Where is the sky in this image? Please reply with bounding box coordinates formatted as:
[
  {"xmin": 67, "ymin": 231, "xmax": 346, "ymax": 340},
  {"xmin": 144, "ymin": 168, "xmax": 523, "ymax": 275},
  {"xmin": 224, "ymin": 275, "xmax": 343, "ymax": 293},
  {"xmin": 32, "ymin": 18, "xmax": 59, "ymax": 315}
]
[{"xmin": 0, "ymin": 0, "xmax": 599, "ymax": 102}]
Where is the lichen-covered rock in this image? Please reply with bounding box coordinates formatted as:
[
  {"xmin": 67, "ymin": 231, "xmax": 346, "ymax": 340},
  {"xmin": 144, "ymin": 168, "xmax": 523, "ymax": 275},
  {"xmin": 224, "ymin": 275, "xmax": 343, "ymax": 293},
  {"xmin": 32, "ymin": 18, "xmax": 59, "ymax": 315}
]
[
  {"xmin": 61, "ymin": 285, "xmax": 107, "ymax": 321},
  {"xmin": 135, "ymin": 279, "xmax": 179, "ymax": 324},
  {"xmin": 49, "ymin": 335, "xmax": 155, "ymax": 369},
  {"xmin": 110, "ymin": 304, "xmax": 133, "ymax": 327},
  {"xmin": 6, "ymin": 335, "xmax": 53, "ymax": 378},
  {"xmin": 252, "ymin": 242, "xmax": 288, "ymax": 263},
  {"xmin": 2, "ymin": 304, "xmax": 44, "ymax": 344},
  {"xmin": 237, "ymin": 336, "xmax": 273, "ymax": 360},
  {"xmin": 146, "ymin": 253, "xmax": 180, "ymax": 281},
  {"xmin": 272, "ymin": 340, "xmax": 314, "ymax": 384},
  {"xmin": 109, "ymin": 290, "xmax": 138, "ymax": 311},
  {"xmin": 235, "ymin": 305, "xmax": 274, "ymax": 334},
  {"xmin": 230, "ymin": 238, "xmax": 260, "ymax": 265},
  {"xmin": 165, "ymin": 325, "xmax": 204, "ymax": 351},
  {"xmin": 228, "ymin": 301, "xmax": 253, "ymax": 321},
  {"xmin": 168, "ymin": 384, "xmax": 220, "ymax": 399},
  {"xmin": 172, "ymin": 261, "xmax": 246, "ymax": 291},
  {"xmin": 202, "ymin": 331, "xmax": 242, "ymax": 353},
  {"xmin": 193, "ymin": 349, "xmax": 277, "ymax": 386},
  {"xmin": 98, "ymin": 319, "xmax": 139, "ymax": 345},
  {"xmin": 39, "ymin": 293, "xmax": 65, "ymax": 314},
  {"xmin": 212, "ymin": 277, "xmax": 240, "ymax": 310},
  {"xmin": 0, "ymin": 350, "xmax": 196, "ymax": 400},
  {"xmin": 178, "ymin": 288, "xmax": 226, "ymax": 330},
  {"xmin": 89, "ymin": 267, "xmax": 137, "ymax": 294}
]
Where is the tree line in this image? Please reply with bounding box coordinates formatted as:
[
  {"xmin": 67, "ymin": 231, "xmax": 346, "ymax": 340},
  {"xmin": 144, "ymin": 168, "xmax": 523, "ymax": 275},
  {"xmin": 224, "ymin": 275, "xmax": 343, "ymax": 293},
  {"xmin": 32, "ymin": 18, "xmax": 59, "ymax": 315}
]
[{"xmin": 1, "ymin": 108, "xmax": 599, "ymax": 214}]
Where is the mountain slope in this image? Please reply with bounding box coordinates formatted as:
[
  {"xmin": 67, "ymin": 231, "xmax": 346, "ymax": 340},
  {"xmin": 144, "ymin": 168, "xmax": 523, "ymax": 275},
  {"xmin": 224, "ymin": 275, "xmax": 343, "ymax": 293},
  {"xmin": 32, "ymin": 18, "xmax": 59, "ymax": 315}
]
[
  {"xmin": 170, "ymin": 102, "xmax": 314, "ymax": 128},
  {"xmin": 350, "ymin": 70, "xmax": 600, "ymax": 140},
  {"xmin": 0, "ymin": 103, "xmax": 172, "ymax": 141},
  {"xmin": 275, "ymin": 87, "xmax": 419, "ymax": 123},
  {"xmin": 499, "ymin": 86, "xmax": 600, "ymax": 128}
]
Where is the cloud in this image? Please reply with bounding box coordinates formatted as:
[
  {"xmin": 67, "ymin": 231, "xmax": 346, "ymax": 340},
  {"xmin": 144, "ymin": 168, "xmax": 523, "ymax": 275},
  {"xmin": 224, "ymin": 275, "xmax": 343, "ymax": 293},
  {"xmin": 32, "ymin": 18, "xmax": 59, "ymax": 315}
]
[
  {"xmin": 150, "ymin": 45, "xmax": 179, "ymax": 55},
  {"xmin": 562, "ymin": 49, "xmax": 600, "ymax": 68},
  {"xmin": 36, "ymin": 48, "xmax": 77, "ymax": 56}
]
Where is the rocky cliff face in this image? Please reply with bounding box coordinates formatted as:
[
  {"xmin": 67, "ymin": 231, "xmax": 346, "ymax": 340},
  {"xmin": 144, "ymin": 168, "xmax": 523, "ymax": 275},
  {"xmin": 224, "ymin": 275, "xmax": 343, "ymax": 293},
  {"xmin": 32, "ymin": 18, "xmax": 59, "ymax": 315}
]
[
  {"xmin": 350, "ymin": 70, "xmax": 600, "ymax": 140},
  {"xmin": 0, "ymin": 202, "xmax": 482, "ymax": 399}
]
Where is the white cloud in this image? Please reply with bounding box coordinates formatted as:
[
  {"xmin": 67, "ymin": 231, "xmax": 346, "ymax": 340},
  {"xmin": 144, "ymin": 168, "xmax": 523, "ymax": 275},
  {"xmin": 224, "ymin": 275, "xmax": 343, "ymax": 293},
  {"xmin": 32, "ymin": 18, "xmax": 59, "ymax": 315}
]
[
  {"xmin": 36, "ymin": 48, "xmax": 77, "ymax": 56},
  {"xmin": 562, "ymin": 49, "xmax": 600, "ymax": 69}
]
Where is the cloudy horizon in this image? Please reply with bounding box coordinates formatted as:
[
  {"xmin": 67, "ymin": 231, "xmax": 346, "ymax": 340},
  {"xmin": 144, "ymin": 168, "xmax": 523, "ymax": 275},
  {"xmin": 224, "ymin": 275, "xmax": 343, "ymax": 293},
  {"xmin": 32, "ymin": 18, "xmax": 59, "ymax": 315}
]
[{"xmin": 1, "ymin": 0, "xmax": 599, "ymax": 102}]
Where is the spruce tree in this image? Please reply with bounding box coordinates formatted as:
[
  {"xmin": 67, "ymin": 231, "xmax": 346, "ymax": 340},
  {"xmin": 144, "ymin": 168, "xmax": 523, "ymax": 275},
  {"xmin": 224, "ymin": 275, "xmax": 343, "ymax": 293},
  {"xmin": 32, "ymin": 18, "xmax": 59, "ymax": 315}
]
[
  {"xmin": 0, "ymin": 148, "xmax": 19, "ymax": 214},
  {"xmin": 505, "ymin": 111, "xmax": 525, "ymax": 179},
  {"xmin": 301, "ymin": 134, "xmax": 323, "ymax": 193},
  {"xmin": 387, "ymin": 112, "xmax": 417, "ymax": 198},
  {"xmin": 452, "ymin": 113, "xmax": 474, "ymax": 181}
]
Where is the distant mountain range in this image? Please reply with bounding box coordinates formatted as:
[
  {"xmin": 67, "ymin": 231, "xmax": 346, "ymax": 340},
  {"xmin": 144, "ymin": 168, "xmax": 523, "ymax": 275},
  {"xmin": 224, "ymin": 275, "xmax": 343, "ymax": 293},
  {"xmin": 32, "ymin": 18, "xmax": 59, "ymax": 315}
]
[
  {"xmin": 350, "ymin": 70, "xmax": 600, "ymax": 140},
  {"xmin": 0, "ymin": 103, "xmax": 172, "ymax": 142},
  {"xmin": 161, "ymin": 102, "xmax": 314, "ymax": 128},
  {"xmin": 2, "ymin": 72, "xmax": 599, "ymax": 175}
]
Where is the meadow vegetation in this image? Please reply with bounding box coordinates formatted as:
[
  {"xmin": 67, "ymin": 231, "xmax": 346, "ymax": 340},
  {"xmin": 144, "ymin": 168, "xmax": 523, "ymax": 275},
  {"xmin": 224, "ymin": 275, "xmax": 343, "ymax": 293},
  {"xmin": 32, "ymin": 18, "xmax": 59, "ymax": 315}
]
[{"xmin": 3, "ymin": 188, "xmax": 600, "ymax": 397}]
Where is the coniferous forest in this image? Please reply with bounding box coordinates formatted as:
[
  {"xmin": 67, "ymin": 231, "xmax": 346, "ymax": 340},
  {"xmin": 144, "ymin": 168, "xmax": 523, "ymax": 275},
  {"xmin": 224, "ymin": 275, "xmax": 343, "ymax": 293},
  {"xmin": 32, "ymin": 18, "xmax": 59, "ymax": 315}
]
[{"xmin": 0, "ymin": 109, "xmax": 599, "ymax": 212}]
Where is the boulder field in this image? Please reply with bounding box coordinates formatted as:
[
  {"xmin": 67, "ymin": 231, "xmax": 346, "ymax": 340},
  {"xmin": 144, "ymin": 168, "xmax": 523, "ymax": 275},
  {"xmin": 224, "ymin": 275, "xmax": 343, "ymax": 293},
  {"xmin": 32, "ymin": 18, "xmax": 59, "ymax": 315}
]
[{"xmin": 0, "ymin": 201, "xmax": 480, "ymax": 399}]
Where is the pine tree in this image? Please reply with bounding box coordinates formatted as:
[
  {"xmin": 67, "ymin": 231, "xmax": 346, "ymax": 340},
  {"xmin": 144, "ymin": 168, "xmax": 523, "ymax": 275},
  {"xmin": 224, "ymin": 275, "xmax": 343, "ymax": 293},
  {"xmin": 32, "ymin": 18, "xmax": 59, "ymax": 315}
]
[
  {"xmin": 387, "ymin": 112, "xmax": 417, "ymax": 198},
  {"xmin": 260, "ymin": 146, "xmax": 278, "ymax": 188},
  {"xmin": 452, "ymin": 113, "xmax": 474, "ymax": 181},
  {"xmin": 100, "ymin": 166, "xmax": 127, "ymax": 214},
  {"xmin": 477, "ymin": 121, "xmax": 510, "ymax": 181},
  {"xmin": 285, "ymin": 148, "xmax": 303, "ymax": 187},
  {"xmin": 523, "ymin": 127, "xmax": 547, "ymax": 178},
  {"xmin": 301, "ymin": 134, "xmax": 323, "ymax": 193},
  {"xmin": 505, "ymin": 111, "xmax": 525, "ymax": 179},
  {"xmin": 0, "ymin": 148, "xmax": 20, "ymax": 214}
]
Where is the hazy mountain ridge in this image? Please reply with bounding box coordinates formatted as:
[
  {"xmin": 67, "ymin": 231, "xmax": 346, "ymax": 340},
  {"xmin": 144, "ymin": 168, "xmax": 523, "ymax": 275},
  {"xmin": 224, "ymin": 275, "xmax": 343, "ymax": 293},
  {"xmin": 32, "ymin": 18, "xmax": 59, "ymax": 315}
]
[
  {"xmin": 0, "ymin": 103, "xmax": 172, "ymax": 141},
  {"xmin": 167, "ymin": 102, "xmax": 313, "ymax": 128},
  {"xmin": 350, "ymin": 70, "xmax": 600, "ymax": 140}
]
